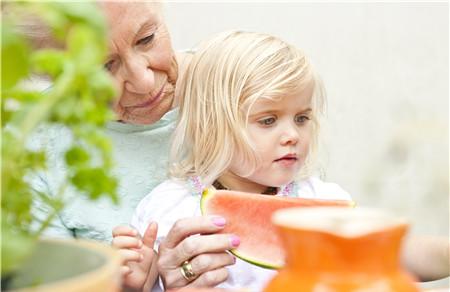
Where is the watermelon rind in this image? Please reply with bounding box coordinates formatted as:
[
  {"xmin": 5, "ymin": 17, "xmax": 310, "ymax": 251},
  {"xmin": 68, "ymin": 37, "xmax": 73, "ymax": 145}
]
[{"xmin": 231, "ymin": 249, "xmax": 281, "ymax": 270}]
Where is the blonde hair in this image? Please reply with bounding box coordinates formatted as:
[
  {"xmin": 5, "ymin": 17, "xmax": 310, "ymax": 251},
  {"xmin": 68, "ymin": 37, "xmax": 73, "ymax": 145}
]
[{"xmin": 170, "ymin": 30, "xmax": 325, "ymax": 185}]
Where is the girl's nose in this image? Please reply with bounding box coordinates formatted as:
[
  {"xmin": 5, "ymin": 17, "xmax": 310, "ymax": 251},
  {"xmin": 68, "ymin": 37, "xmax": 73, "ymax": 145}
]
[
  {"xmin": 123, "ymin": 57, "xmax": 155, "ymax": 95},
  {"xmin": 280, "ymin": 123, "xmax": 300, "ymax": 146}
]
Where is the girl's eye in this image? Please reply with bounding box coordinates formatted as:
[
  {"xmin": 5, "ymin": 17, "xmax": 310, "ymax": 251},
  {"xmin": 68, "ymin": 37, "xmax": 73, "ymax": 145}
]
[
  {"xmin": 258, "ymin": 117, "xmax": 276, "ymax": 126},
  {"xmin": 295, "ymin": 114, "xmax": 310, "ymax": 125},
  {"xmin": 136, "ymin": 34, "xmax": 155, "ymax": 46}
]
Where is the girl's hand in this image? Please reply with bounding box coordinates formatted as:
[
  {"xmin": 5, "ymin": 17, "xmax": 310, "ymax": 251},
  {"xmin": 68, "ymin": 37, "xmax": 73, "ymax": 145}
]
[
  {"xmin": 157, "ymin": 216, "xmax": 238, "ymax": 289},
  {"xmin": 112, "ymin": 222, "xmax": 158, "ymax": 290}
]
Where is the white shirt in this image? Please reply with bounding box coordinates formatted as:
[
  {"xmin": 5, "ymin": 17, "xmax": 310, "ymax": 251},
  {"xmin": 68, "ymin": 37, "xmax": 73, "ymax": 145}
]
[{"xmin": 132, "ymin": 177, "xmax": 352, "ymax": 292}]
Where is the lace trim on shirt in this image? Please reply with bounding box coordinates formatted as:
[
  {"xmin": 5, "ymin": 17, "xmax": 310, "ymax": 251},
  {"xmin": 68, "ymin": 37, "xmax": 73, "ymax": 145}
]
[
  {"xmin": 187, "ymin": 176, "xmax": 206, "ymax": 197},
  {"xmin": 187, "ymin": 176, "xmax": 298, "ymax": 198}
]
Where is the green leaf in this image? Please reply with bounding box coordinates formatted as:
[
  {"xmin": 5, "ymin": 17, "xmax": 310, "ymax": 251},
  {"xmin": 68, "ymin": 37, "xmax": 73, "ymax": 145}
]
[
  {"xmin": 31, "ymin": 49, "xmax": 66, "ymax": 78},
  {"xmin": 48, "ymin": 2, "xmax": 107, "ymax": 34},
  {"xmin": 70, "ymin": 167, "xmax": 118, "ymax": 203},
  {"xmin": 24, "ymin": 151, "xmax": 47, "ymax": 170},
  {"xmin": 1, "ymin": 21, "xmax": 30, "ymax": 90},
  {"xmin": 88, "ymin": 70, "xmax": 117, "ymax": 102},
  {"xmin": 1, "ymin": 222, "xmax": 36, "ymax": 275},
  {"xmin": 67, "ymin": 25, "xmax": 104, "ymax": 66},
  {"xmin": 65, "ymin": 146, "xmax": 90, "ymax": 167}
]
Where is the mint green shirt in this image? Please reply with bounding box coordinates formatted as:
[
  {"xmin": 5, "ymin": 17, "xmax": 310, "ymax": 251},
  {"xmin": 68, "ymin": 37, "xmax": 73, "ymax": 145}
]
[{"xmin": 31, "ymin": 109, "xmax": 178, "ymax": 242}]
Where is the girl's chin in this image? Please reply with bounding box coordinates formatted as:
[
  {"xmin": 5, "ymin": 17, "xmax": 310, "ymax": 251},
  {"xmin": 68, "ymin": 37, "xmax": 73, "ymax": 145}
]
[
  {"xmin": 269, "ymin": 178, "xmax": 297, "ymax": 188},
  {"xmin": 254, "ymin": 179, "xmax": 295, "ymax": 190}
]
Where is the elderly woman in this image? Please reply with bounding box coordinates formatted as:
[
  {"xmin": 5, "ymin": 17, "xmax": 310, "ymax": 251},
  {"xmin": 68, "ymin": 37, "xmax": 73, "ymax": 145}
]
[{"xmin": 32, "ymin": 2, "xmax": 177, "ymax": 240}]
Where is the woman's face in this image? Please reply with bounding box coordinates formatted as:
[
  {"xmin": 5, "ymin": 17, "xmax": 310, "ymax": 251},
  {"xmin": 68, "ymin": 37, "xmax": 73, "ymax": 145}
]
[{"xmin": 100, "ymin": 2, "xmax": 178, "ymax": 125}]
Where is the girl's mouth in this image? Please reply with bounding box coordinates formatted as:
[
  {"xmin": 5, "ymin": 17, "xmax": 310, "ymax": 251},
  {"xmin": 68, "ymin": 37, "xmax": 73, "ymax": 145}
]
[
  {"xmin": 274, "ymin": 153, "xmax": 298, "ymax": 161},
  {"xmin": 274, "ymin": 154, "xmax": 298, "ymax": 167}
]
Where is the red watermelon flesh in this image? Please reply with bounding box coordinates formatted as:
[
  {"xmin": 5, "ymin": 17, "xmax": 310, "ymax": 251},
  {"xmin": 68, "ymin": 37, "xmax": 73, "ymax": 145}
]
[{"xmin": 200, "ymin": 189, "xmax": 355, "ymax": 269}]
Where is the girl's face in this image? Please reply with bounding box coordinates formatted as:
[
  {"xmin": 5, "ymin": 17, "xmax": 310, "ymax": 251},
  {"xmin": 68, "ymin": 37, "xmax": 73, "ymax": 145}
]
[{"xmin": 221, "ymin": 83, "xmax": 314, "ymax": 194}]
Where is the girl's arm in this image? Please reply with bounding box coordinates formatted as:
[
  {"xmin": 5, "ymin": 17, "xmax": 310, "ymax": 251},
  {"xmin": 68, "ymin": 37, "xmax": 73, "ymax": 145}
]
[
  {"xmin": 143, "ymin": 255, "xmax": 159, "ymax": 291},
  {"xmin": 402, "ymin": 235, "xmax": 449, "ymax": 281}
]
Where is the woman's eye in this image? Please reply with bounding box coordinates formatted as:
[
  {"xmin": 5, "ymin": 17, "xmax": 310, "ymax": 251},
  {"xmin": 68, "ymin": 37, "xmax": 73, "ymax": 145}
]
[
  {"xmin": 295, "ymin": 115, "xmax": 310, "ymax": 124},
  {"xmin": 136, "ymin": 34, "xmax": 155, "ymax": 46},
  {"xmin": 104, "ymin": 60, "xmax": 115, "ymax": 72},
  {"xmin": 258, "ymin": 117, "xmax": 276, "ymax": 126}
]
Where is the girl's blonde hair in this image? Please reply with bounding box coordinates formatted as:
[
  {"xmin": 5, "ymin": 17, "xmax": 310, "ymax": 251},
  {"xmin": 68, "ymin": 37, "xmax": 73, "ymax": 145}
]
[{"xmin": 170, "ymin": 30, "xmax": 326, "ymax": 185}]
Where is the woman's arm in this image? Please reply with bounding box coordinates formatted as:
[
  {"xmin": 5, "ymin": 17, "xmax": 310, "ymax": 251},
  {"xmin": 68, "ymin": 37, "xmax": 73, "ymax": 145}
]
[{"xmin": 402, "ymin": 235, "xmax": 449, "ymax": 281}]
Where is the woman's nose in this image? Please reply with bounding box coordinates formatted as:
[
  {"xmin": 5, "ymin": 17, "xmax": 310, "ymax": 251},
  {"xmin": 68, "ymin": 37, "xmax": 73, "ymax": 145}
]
[{"xmin": 123, "ymin": 57, "xmax": 155, "ymax": 94}]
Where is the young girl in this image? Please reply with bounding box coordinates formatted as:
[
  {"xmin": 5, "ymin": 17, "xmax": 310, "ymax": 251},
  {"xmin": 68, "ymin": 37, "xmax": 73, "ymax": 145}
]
[
  {"xmin": 112, "ymin": 31, "xmax": 449, "ymax": 291},
  {"xmin": 115, "ymin": 30, "xmax": 350, "ymax": 291}
]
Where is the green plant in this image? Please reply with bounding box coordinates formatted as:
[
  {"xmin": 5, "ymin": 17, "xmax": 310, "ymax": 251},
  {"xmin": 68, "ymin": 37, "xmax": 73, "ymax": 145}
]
[{"xmin": 1, "ymin": 2, "xmax": 118, "ymax": 276}]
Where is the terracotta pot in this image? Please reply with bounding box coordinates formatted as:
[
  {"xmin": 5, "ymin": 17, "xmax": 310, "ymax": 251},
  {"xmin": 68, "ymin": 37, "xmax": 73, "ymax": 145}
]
[
  {"xmin": 4, "ymin": 238, "xmax": 121, "ymax": 292},
  {"xmin": 265, "ymin": 207, "xmax": 420, "ymax": 292}
]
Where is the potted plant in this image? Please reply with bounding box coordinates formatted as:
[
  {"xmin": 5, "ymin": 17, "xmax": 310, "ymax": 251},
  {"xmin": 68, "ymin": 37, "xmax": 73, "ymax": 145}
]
[{"xmin": 2, "ymin": 2, "xmax": 121, "ymax": 290}]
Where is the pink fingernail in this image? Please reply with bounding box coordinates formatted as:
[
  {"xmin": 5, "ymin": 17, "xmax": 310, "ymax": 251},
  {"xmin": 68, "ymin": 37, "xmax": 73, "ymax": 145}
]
[
  {"xmin": 212, "ymin": 216, "xmax": 226, "ymax": 227},
  {"xmin": 230, "ymin": 235, "xmax": 240, "ymax": 247}
]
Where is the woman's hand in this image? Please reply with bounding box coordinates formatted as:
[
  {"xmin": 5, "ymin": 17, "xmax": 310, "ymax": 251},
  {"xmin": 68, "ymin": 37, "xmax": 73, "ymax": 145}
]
[
  {"xmin": 112, "ymin": 222, "xmax": 158, "ymax": 290},
  {"xmin": 157, "ymin": 216, "xmax": 239, "ymax": 289}
]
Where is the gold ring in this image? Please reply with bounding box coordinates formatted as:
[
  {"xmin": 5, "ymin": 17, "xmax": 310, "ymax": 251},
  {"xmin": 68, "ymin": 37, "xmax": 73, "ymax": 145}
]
[{"xmin": 180, "ymin": 260, "xmax": 196, "ymax": 282}]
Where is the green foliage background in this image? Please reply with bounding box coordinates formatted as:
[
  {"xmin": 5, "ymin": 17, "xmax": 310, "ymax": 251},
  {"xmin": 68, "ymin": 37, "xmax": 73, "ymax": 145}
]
[{"xmin": 1, "ymin": 2, "xmax": 118, "ymax": 275}]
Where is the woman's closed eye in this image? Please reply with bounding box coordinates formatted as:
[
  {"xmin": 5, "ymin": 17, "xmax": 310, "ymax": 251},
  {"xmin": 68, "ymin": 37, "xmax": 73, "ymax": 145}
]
[
  {"xmin": 136, "ymin": 34, "xmax": 155, "ymax": 46},
  {"xmin": 257, "ymin": 116, "xmax": 277, "ymax": 126},
  {"xmin": 295, "ymin": 114, "xmax": 310, "ymax": 125},
  {"xmin": 104, "ymin": 59, "xmax": 115, "ymax": 72}
]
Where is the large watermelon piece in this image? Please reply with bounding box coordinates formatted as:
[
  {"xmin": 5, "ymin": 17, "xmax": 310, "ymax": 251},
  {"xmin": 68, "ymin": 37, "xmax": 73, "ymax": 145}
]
[{"xmin": 200, "ymin": 189, "xmax": 355, "ymax": 269}]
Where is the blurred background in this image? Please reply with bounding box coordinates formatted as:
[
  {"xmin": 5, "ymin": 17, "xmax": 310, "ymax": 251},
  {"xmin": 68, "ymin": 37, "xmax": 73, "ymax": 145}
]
[
  {"xmin": 165, "ymin": 2, "xmax": 448, "ymax": 235},
  {"xmin": 165, "ymin": 2, "xmax": 448, "ymax": 287}
]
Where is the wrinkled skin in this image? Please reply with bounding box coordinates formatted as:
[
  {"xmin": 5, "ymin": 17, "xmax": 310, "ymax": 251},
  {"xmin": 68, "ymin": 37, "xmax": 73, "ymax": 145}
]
[{"xmin": 100, "ymin": 1, "xmax": 178, "ymax": 125}]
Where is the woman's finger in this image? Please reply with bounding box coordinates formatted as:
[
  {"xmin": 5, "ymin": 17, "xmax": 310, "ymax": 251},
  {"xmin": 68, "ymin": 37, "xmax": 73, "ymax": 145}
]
[
  {"xmin": 189, "ymin": 252, "xmax": 235, "ymax": 276},
  {"xmin": 112, "ymin": 235, "xmax": 142, "ymax": 249},
  {"xmin": 171, "ymin": 233, "xmax": 240, "ymax": 265},
  {"xmin": 112, "ymin": 225, "xmax": 139, "ymax": 238},
  {"xmin": 189, "ymin": 267, "xmax": 229, "ymax": 287},
  {"xmin": 162, "ymin": 252, "xmax": 235, "ymax": 287},
  {"xmin": 161, "ymin": 216, "xmax": 227, "ymax": 249}
]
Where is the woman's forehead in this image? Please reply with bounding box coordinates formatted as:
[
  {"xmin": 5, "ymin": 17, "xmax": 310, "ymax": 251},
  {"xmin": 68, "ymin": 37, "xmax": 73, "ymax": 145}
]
[
  {"xmin": 99, "ymin": 1, "xmax": 161, "ymax": 28},
  {"xmin": 99, "ymin": 1, "xmax": 162, "ymax": 47}
]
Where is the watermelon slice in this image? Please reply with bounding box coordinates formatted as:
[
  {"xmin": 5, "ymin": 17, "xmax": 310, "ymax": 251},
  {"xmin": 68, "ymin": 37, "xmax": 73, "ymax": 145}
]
[{"xmin": 200, "ymin": 189, "xmax": 355, "ymax": 269}]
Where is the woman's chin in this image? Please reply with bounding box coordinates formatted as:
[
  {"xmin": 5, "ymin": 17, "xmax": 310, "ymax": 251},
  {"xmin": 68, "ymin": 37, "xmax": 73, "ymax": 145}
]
[{"xmin": 119, "ymin": 97, "xmax": 174, "ymax": 125}]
